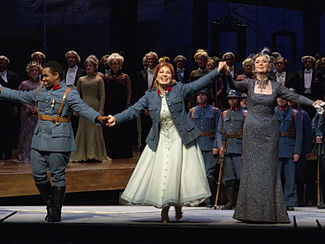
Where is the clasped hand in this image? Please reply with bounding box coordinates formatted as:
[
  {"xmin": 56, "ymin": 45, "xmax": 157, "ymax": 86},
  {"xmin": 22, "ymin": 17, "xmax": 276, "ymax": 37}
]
[{"xmin": 96, "ymin": 115, "xmax": 117, "ymax": 126}]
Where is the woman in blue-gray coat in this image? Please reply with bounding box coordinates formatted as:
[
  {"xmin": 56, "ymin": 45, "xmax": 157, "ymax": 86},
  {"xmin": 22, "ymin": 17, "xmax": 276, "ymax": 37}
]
[{"xmin": 107, "ymin": 60, "xmax": 227, "ymax": 223}]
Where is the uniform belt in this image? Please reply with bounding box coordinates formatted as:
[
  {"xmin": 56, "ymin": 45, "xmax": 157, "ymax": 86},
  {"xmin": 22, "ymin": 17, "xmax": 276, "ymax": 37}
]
[
  {"xmin": 225, "ymin": 132, "xmax": 243, "ymax": 138},
  {"xmin": 37, "ymin": 114, "xmax": 70, "ymax": 122},
  {"xmin": 199, "ymin": 130, "xmax": 215, "ymax": 138},
  {"xmin": 279, "ymin": 131, "xmax": 295, "ymax": 138}
]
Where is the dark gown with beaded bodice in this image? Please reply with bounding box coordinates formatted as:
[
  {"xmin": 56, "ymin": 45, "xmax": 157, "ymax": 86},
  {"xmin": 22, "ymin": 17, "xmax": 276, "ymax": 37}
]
[{"xmin": 231, "ymin": 78, "xmax": 314, "ymax": 223}]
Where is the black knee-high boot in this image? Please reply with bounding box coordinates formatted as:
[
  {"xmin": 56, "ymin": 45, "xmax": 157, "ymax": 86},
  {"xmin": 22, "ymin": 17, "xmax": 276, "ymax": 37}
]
[
  {"xmin": 35, "ymin": 181, "xmax": 52, "ymax": 221},
  {"xmin": 48, "ymin": 186, "xmax": 66, "ymax": 222}
]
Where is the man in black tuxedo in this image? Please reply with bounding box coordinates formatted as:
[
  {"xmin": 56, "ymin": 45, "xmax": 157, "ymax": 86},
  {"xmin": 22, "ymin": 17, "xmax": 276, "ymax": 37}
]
[
  {"xmin": 220, "ymin": 52, "xmax": 240, "ymax": 109},
  {"xmin": 0, "ymin": 55, "xmax": 20, "ymax": 160},
  {"xmin": 136, "ymin": 51, "xmax": 158, "ymax": 150},
  {"xmin": 62, "ymin": 50, "xmax": 87, "ymax": 137},
  {"xmin": 173, "ymin": 55, "xmax": 189, "ymax": 83},
  {"xmin": 296, "ymin": 55, "xmax": 319, "ymax": 117},
  {"xmin": 274, "ymin": 56, "xmax": 299, "ymax": 89}
]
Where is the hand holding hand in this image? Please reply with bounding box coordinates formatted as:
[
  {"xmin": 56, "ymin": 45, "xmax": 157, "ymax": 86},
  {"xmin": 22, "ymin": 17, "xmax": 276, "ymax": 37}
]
[
  {"xmin": 217, "ymin": 61, "xmax": 229, "ymax": 73},
  {"xmin": 106, "ymin": 115, "xmax": 116, "ymax": 127},
  {"xmin": 96, "ymin": 115, "xmax": 108, "ymax": 124}
]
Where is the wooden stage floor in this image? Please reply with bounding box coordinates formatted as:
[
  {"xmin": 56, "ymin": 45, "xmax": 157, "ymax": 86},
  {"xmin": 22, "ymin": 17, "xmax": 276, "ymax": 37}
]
[
  {"xmin": 0, "ymin": 151, "xmax": 140, "ymax": 198},
  {"xmin": 1, "ymin": 205, "xmax": 325, "ymax": 243}
]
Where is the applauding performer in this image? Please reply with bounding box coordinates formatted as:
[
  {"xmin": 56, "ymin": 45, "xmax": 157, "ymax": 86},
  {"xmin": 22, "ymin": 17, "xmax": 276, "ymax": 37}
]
[
  {"xmin": 0, "ymin": 61, "xmax": 108, "ymax": 222},
  {"xmin": 107, "ymin": 60, "xmax": 227, "ymax": 222}
]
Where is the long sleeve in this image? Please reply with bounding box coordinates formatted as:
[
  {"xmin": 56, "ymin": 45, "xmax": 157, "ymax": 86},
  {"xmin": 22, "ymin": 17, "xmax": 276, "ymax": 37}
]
[
  {"xmin": 115, "ymin": 94, "xmax": 149, "ymax": 124},
  {"xmin": 125, "ymin": 74, "xmax": 132, "ymax": 108},
  {"xmin": 278, "ymin": 84, "xmax": 314, "ymax": 107},
  {"xmin": 98, "ymin": 77, "xmax": 105, "ymax": 114},
  {"xmin": 181, "ymin": 68, "xmax": 221, "ymax": 98}
]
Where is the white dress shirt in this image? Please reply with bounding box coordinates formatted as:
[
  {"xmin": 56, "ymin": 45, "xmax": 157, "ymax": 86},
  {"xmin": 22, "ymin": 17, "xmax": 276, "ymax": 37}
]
[
  {"xmin": 66, "ymin": 65, "xmax": 78, "ymax": 86},
  {"xmin": 304, "ymin": 69, "xmax": 313, "ymax": 94},
  {"xmin": 0, "ymin": 70, "xmax": 8, "ymax": 83},
  {"xmin": 147, "ymin": 68, "xmax": 154, "ymax": 89},
  {"xmin": 276, "ymin": 71, "xmax": 286, "ymax": 86}
]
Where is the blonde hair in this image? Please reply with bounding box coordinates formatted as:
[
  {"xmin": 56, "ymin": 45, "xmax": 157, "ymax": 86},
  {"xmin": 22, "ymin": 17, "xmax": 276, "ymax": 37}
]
[
  {"xmin": 194, "ymin": 49, "xmax": 208, "ymax": 62},
  {"xmin": 252, "ymin": 53, "xmax": 272, "ymax": 73},
  {"xmin": 242, "ymin": 58, "xmax": 254, "ymax": 68},
  {"xmin": 107, "ymin": 53, "xmax": 124, "ymax": 67},
  {"xmin": 84, "ymin": 55, "xmax": 99, "ymax": 70},
  {"xmin": 25, "ymin": 61, "xmax": 42, "ymax": 73},
  {"xmin": 65, "ymin": 50, "xmax": 81, "ymax": 64}
]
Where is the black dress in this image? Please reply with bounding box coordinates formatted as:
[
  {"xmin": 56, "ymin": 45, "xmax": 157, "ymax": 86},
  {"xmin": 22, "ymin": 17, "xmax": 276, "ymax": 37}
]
[{"xmin": 103, "ymin": 71, "xmax": 133, "ymax": 158}]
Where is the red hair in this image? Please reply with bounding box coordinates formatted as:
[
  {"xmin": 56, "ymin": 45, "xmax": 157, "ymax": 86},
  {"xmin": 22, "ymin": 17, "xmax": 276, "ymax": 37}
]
[{"xmin": 152, "ymin": 62, "xmax": 176, "ymax": 89}]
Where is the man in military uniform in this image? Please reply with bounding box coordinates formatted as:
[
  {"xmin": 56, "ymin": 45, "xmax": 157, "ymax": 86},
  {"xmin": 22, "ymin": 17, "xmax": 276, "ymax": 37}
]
[
  {"xmin": 217, "ymin": 90, "xmax": 245, "ymax": 210},
  {"xmin": 189, "ymin": 88, "xmax": 221, "ymax": 206},
  {"xmin": 315, "ymin": 112, "xmax": 325, "ymax": 208},
  {"xmin": 275, "ymin": 97, "xmax": 303, "ymax": 211},
  {"xmin": 0, "ymin": 61, "xmax": 108, "ymax": 222},
  {"xmin": 287, "ymin": 88, "xmax": 313, "ymax": 207}
]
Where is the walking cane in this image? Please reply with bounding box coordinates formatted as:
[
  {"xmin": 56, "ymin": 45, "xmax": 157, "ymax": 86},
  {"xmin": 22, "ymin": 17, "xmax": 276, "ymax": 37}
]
[
  {"xmin": 317, "ymin": 143, "xmax": 321, "ymax": 205},
  {"xmin": 214, "ymin": 155, "xmax": 224, "ymax": 209},
  {"xmin": 214, "ymin": 135, "xmax": 226, "ymax": 209}
]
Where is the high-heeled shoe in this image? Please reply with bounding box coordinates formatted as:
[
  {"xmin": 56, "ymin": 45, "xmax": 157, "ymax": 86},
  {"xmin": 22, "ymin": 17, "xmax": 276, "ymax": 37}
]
[
  {"xmin": 175, "ymin": 206, "xmax": 183, "ymax": 221},
  {"xmin": 161, "ymin": 206, "xmax": 170, "ymax": 223}
]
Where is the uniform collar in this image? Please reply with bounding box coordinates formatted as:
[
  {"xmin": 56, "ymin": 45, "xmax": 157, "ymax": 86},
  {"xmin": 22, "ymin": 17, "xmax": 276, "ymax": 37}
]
[
  {"xmin": 229, "ymin": 105, "xmax": 241, "ymax": 111},
  {"xmin": 278, "ymin": 105, "xmax": 289, "ymax": 111}
]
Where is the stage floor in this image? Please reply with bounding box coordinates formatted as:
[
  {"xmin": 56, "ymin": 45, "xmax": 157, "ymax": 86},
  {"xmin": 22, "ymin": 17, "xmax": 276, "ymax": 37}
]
[{"xmin": 1, "ymin": 205, "xmax": 325, "ymax": 243}]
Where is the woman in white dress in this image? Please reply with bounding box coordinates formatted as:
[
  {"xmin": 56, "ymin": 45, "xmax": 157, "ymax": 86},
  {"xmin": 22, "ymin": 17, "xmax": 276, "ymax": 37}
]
[{"xmin": 107, "ymin": 61, "xmax": 227, "ymax": 222}]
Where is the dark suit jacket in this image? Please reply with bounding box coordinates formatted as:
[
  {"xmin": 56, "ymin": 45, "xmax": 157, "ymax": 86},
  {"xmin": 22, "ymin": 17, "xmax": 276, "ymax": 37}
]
[
  {"xmin": 62, "ymin": 67, "xmax": 87, "ymax": 86},
  {"xmin": 296, "ymin": 69, "xmax": 320, "ymax": 99},
  {"xmin": 174, "ymin": 66, "xmax": 190, "ymax": 83}
]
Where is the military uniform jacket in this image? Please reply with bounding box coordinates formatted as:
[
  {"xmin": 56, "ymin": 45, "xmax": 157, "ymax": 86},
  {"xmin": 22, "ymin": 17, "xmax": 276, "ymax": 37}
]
[
  {"xmin": 114, "ymin": 68, "xmax": 220, "ymax": 152},
  {"xmin": 275, "ymin": 106, "xmax": 303, "ymax": 158},
  {"xmin": 189, "ymin": 105, "xmax": 220, "ymax": 151},
  {"xmin": 0, "ymin": 81, "xmax": 100, "ymax": 152},
  {"xmin": 216, "ymin": 107, "xmax": 245, "ymax": 155}
]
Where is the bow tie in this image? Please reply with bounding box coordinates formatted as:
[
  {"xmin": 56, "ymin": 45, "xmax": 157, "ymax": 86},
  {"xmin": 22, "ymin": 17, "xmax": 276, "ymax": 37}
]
[
  {"xmin": 305, "ymin": 70, "xmax": 312, "ymax": 73},
  {"xmin": 147, "ymin": 68, "xmax": 154, "ymax": 73},
  {"xmin": 276, "ymin": 73, "xmax": 284, "ymax": 77}
]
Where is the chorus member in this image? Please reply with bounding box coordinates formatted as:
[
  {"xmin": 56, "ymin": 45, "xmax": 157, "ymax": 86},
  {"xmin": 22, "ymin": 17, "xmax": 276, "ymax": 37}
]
[
  {"xmin": 31, "ymin": 51, "xmax": 46, "ymax": 66},
  {"xmin": 0, "ymin": 55, "xmax": 20, "ymax": 160},
  {"xmin": 173, "ymin": 54, "xmax": 189, "ymax": 83},
  {"xmin": 217, "ymin": 90, "xmax": 245, "ymax": 210},
  {"xmin": 189, "ymin": 88, "xmax": 221, "ymax": 206},
  {"xmin": 103, "ymin": 53, "xmax": 133, "ymax": 158},
  {"xmin": 207, "ymin": 57, "xmax": 224, "ymax": 109},
  {"xmin": 275, "ymin": 97, "xmax": 303, "ymax": 211},
  {"xmin": 107, "ymin": 60, "xmax": 228, "ymax": 223},
  {"xmin": 136, "ymin": 51, "xmax": 159, "ymax": 150},
  {"xmin": 229, "ymin": 52, "xmax": 323, "ymax": 223},
  {"xmin": 63, "ymin": 50, "xmax": 86, "ymax": 136},
  {"xmin": 187, "ymin": 49, "xmax": 209, "ymax": 110},
  {"xmin": 69, "ymin": 55, "xmax": 109, "ymax": 163},
  {"xmin": 17, "ymin": 62, "xmax": 43, "ymax": 162}
]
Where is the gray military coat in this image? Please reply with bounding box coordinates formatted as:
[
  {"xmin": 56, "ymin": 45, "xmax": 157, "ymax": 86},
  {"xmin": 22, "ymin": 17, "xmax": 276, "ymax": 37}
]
[
  {"xmin": 115, "ymin": 68, "xmax": 220, "ymax": 152},
  {"xmin": 0, "ymin": 81, "xmax": 100, "ymax": 152}
]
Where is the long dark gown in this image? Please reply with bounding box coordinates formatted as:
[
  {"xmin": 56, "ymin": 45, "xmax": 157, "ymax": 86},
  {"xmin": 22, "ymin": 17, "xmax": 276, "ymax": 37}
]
[
  {"xmin": 231, "ymin": 79, "xmax": 314, "ymax": 223},
  {"xmin": 103, "ymin": 71, "xmax": 133, "ymax": 158}
]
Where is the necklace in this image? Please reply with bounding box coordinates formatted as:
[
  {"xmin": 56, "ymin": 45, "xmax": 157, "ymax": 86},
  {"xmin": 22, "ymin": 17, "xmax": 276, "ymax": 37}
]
[{"xmin": 256, "ymin": 78, "xmax": 269, "ymax": 92}]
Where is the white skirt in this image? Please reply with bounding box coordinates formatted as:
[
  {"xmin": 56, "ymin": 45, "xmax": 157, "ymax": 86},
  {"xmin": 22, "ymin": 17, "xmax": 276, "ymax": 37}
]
[{"xmin": 121, "ymin": 97, "xmax": 210, "ymax": 208}]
